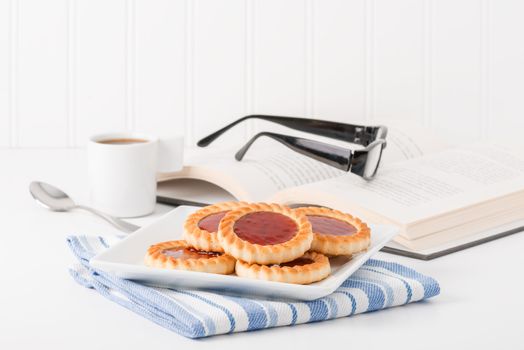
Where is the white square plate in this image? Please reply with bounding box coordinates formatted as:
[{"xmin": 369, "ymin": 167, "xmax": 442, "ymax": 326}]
[{"xmin": 91, "ymin": 206, "xmax": 399, "ymax": 300}]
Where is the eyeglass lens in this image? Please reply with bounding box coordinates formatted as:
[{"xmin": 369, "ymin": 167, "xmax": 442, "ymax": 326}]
[{"xmin": 362, "ymin": 143, "xmax": 383, "ymax": 178}]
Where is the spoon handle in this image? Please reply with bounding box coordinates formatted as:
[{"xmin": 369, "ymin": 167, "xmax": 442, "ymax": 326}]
[{"xmin": 76, "ymin": 205, "xmax": 140, "ymax": 233}]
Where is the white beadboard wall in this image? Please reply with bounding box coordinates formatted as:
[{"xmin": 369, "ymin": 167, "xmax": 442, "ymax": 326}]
[{"xmin": 0, "ymin": 0, "xmax": 523, "ymax": 149}]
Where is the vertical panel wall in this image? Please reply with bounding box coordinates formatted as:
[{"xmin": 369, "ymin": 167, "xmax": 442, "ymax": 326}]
[
  {"xmin": 373, "ymin": 0, "xmax": 425, "ymax": 123},
  {"xmin": 191, "ymin": 0, "xmax": 246, "ymax": 147},
  {"xmin": 1, "ymin": 0, "xmax": 524, "ymax": 148},
  {"xmin": 75, "ymin": 0, "xmax": 127, "ymax": 146},
  {"xmin": 134, "ymin": 0, "xmax": 186, "ymax": 141},
  {"xmin": 490, "ymin": 0, "xmax": 524, "ymax": 140},
  {"xmin": 313, "ymin": 0, "xmax": 366, "ymax": 122},
  {"xmin": 17, "ymin": 0, "xmax": 68, "ymax": 147},
  {"xmin": 431, "ymin": 0, "xmax": 483, "ymax": 142},
  {"xmin": 0, "ymin": 0, "xmax": 11, "ymax": 147},
  {"xmin": 253, "ymin": 0, "xmax": 306, "ymax": 118}
]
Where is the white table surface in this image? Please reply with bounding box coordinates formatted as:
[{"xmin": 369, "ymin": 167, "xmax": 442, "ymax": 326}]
[{"xmin": 1, "ymin": 149, "xmax": 523, "ymax": 349}]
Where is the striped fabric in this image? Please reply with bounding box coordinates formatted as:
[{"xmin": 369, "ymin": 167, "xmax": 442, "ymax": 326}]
[{"xmin": 68, "ymin": 235, "xmax": 440, "ymax": 338}]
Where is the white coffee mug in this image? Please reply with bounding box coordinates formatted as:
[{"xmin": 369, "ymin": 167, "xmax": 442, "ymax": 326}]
[{"xmin": 88, "ymin": 132, "xmax": 183, "ymax": 218}]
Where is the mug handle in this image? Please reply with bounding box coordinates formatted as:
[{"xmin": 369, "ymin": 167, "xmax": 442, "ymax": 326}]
[{"xmin": 157, "ymin": 136, "xmax": 184, "ymax": 173}]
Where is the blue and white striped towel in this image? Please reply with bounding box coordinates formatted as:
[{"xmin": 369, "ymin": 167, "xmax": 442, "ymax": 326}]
[{"xmin": 68, "ymin": 235, "xmax": 440, "ymax": 338}]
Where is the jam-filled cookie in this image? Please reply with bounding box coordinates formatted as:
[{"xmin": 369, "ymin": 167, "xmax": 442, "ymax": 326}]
[
  {"xmin": 144, "ymin": 240, "xmax": 236, "ymax": 274},
  {"xmin": 235, "ymin": 251, "xmax": 330, "ymax": 284},
  {"xmin": 184, "ymin": 201, "xmax": 248, "ymax": 253},
  {"xmin": 218, "ymin": 203, "xmax": 313, "ymax": 265},
  {"xmin": 294, "ymin": 207, "xmax": 370, "ymax": 256}
]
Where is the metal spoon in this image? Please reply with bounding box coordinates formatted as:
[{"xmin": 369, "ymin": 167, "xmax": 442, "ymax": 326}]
[{"xmin": 29, "ymin": 181, "xmax": 140, "ymax": 233}]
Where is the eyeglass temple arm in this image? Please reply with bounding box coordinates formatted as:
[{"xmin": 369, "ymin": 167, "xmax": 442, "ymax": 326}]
[
  {"xmin": 235, "ymin": 132, "xmax": 353, "ymax": 172},
  {"xmin": 197, "ymin": 114, "xmax": 384, "ymax": 147}
]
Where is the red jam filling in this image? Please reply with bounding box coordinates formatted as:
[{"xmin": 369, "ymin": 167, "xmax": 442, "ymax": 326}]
[
  {"xmin": 307, "ymin": 215, "xmax": 357, "ymax": 236},
  {"xmin": 278, "ymin": 257, "xmax": 314, "ymax": 267},
  {"xmin": 163, "ymin": 247, "xmax": 221, "ymax": 260},
  {"xmin": 198, "ymin": 211, "xmax": 228, "ymax": 232},
  {"xmin": 233, "ymin": 212, "xmax": 298, "ymax": 245}
]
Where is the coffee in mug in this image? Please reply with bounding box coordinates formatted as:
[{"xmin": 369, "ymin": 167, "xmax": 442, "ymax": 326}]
[
  {"xmin": 97, "ymin": 138, "xmax": 148, "ymax": 145},
  {"xmin": 88, "ymin": 132, "xmax": 184, "ymax": 218}
]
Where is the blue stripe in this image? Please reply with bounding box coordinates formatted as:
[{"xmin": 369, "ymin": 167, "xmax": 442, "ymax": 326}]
[
  {"xmin": 359, "ymin": 267, "xmax": 399, "ymax": 303},
  {"xmin": 101, "ymin": 273, "xmax": 207, "ymax": 337},
  {"xmin": 158, "ymin": 290, "xmax": 216, "ymax": 336},
  {"xmin": 305, "ymin": 299, "xmax": 329, "ymax": 322},
  {"xmin": 259, "ymin": 302, "xmax": 279, "ymax": 327},
  {"xmin": 225, "ymin": 296, "xmax": 268, "ymax": 331},
  {"xmin": 98, "ymin": 236, "xmax": 109, "ymax": 248},
  {"xmin": 342, "ymin": 279, "xmax": 385, "ymax": 311},
  {"xmin": 92, "ymin": 278, "xmax": 199, "ymax": 337},
  {"xmin": 68, "ymin": 268, "xmax": 94, "ymax": 289},
  {"xmin": 352, "ymin": 271, "xmax": 396, "ymax": 307},
  {"xmin": 332, "ymin": 290, "xmax": 357, "ymax": 316},
  {"xmin": 362, "ymin": 266, "xmax": 418, "ymax": 304},
  {"xmin": 93, "ymin": 270, "xmax": 207, "ymax": 338},
  {"xmin": 79, "ymin": 236, "xmax": 96, "ymax": 258},
  {"xmin": 66, "ymin": 236, "xmax": 93, "ymax": 263},
  {"xmin": 287, "ymin": 303, "xmax": 298, "ymax": 325},
  {"xmin": 323, "ymin": 297, "xmax": 338, "ymax": 318},
  {"xmin": 174, "ymin": 290, "xmax": 236, "ymax": 333},
  {"xmin": 364, "ymin": 259, "xmax": 440, "ymax": 299},
  {"xmin": 399, "ymin": 278, "xmax": 412, "ymax": 303}
]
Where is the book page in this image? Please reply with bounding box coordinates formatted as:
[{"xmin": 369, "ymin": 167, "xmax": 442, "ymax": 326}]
[
  {"xmin": 273, "ymin": 143, "xmax": 524, "ymax": 231},
  {"xmin": 159, "ymin": 142, "xmax": 344, "ymax": 202},
  {"xmin": 157, "ymin": 178, "xmax": 236, "ymax": 206},
  {"xmin": 374, "ymin": 122, "xmax": 450, "ymax": 165}
]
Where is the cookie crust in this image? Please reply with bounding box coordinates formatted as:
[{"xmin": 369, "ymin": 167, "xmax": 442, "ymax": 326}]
[
  {"xmin": 218, "ymin": 203, "xmax": 313, "ymax": 265},
  {"xmin": 183, "ymin": 201, "xmax": 248, "ymax": 253},
  {"xmin": 144, "ymin": 240, "xmax": 236, "ymax": 274},
  {"xmin": 294, "ymin": 206, "xmax": 370, "ymax": 256},
  {"xmin": 235, "ymin": 251, "xmax": 330, "ymax": 284}
]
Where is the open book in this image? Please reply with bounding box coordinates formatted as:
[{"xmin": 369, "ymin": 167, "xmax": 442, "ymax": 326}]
[{"xmin": 157, "ymin": 124, "xmax": 524, "ymax": 259}]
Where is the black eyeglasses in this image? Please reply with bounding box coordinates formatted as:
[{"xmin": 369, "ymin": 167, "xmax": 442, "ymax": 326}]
[{"xmin": 197, "ymin": 115, "xmax": 388, "ymax": 180}]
